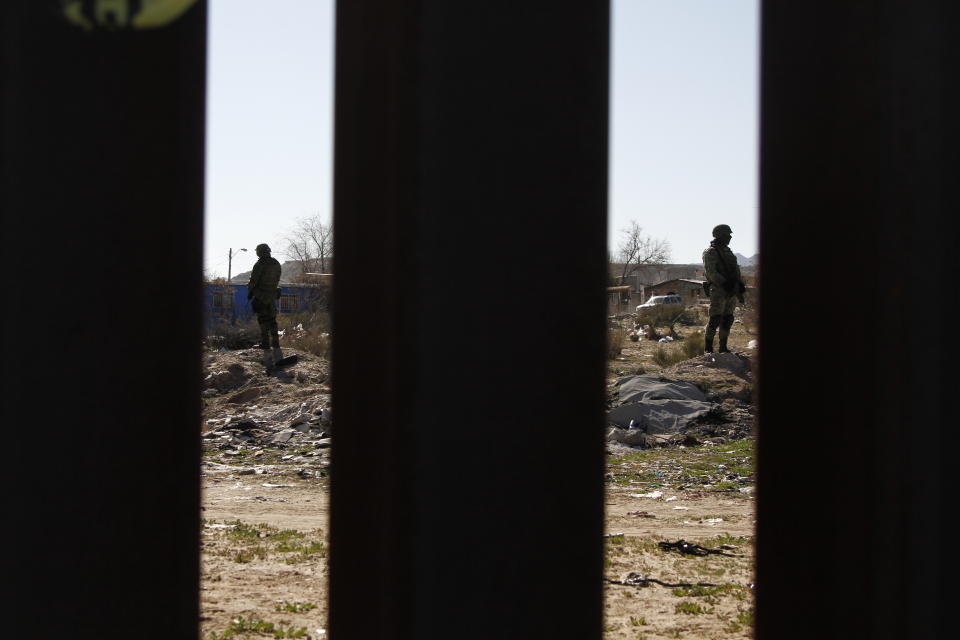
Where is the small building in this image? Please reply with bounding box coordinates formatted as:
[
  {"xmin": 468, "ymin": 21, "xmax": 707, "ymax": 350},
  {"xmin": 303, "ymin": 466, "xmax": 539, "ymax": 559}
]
[
  {"xmin": 301, "ymin": 272, "xmax": 333, "ymax": 287},
  {"xmin": 204, "ymin": 282, "xmax": 330, "ymax": 325},
  {"xmin": 608, "ymin": 263, "xmax": 707, "ymax": 304},
  {"xmin": 606, "ymin": 285, "xmax": 632, "ymax": 315},
  {"xmin": 644, "ymin": 279, "xmax": 706, "ymax": 304}
]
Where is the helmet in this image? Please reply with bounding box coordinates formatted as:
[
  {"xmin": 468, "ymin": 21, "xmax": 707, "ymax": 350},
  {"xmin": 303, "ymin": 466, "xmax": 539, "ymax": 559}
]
[
  {"xmin": 712, "ymin": 224, "xmax": 732, "ymax": 238},
  {"xmin": 255, "ymin": 243, "xmax": 271, "ymax": 256}
]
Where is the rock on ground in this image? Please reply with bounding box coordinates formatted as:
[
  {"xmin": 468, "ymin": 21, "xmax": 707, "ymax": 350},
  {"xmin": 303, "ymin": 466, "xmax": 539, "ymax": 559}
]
[{"xmin": 201, "ymin": 348, "xmax": 333, "ymax": 466}]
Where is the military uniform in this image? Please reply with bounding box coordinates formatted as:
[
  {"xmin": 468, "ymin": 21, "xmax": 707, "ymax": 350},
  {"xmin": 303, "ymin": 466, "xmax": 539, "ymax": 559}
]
[
  {"xmin": 247, "ymin": 249, "xmax": 282, "ymax": 354},
  {"xmin": 702, "ymin": 228, "xmax": 744, "ymax": 353}
]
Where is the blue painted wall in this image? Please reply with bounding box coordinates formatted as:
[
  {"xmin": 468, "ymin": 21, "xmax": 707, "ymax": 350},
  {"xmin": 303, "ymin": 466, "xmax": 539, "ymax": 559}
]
[{"xmin": 204, "ymin": 283, "xmax": 329, "ymax": 325}]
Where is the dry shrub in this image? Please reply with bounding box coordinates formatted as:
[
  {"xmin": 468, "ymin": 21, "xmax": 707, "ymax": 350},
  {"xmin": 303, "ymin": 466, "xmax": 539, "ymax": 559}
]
[
  {"xmin": 652, "ymin": 344, "xmax": 685, "ymax": 368},
  {"xmin": 279, "ymin": 311, "xmax": 332, "ymax": 359},
  {"xmin": 741, "ymin": 305, "xmax": 758, "ymax": 335},
  {"xmin": 635, "ymin": 304, "xmax": 684, "ymax": 329},
  {"xmin": 682, "ymin": 331, "xmax": 705, "ymax": 358},
  {"xmin": 206, "ymin": 317, "xmax": 260, "ymax": 350},
  {"xmin": 636, "ymin": 304, "xmax": 707, "ymax": 335},
  {"xmin": 651, "ymin": 332, "xmax": 704, "ymax": 367},
  {"xmin": 608, "ymin": 327, "xmax": 625, "ymax": 358},
  {"xmin": 283, "ymin": 330, "xmax": 331, "ymax": 359},
  {"xmin": 680, "ymin": 305, "xmax": 709, "ymax": 326},
  {"xmin": 278, "ymin": 311, "xmax": 330, "ymax": 333}
]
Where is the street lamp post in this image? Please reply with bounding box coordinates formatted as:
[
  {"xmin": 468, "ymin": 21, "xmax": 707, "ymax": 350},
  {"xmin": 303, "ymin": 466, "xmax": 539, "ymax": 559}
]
[{"xmin": 227, "ymin": 247, "xmax": 247, "ymax": 282}]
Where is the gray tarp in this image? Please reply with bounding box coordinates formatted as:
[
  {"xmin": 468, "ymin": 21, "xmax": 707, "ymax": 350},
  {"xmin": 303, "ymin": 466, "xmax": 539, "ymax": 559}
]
[
  {"xmin": 616, "ymin": 376, "xmax": 706, "ymax": 404},
  {"xmin": 607, "ymin": 398, "xmax": 714, "ymax": 432},
  {"xmin": 607, "ymin": 376, "xmax": 714, "ymax": 444}
]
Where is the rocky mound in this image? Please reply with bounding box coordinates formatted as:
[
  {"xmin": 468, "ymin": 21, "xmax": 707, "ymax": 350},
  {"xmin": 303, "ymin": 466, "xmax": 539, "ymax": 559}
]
[{"xmin": 201, "ymin": 348, "xmax": 332, "ymax": 474}]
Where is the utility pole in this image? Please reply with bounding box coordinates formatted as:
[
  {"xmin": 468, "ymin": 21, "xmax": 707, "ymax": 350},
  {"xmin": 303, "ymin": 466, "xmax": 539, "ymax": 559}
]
[{"xmin": 227, "ymin": 247, "xmax": 246, "ymax": 282}]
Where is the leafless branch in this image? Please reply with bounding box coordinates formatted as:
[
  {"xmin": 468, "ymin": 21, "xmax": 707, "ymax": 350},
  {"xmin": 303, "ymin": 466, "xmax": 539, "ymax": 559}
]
[
  {"xmin": 615, "ymin": 221, "xmax": 671, "ymax": 284},
  {"xmin": 283, "ymin": 214, "xmax": 334, "ymax": 277}
]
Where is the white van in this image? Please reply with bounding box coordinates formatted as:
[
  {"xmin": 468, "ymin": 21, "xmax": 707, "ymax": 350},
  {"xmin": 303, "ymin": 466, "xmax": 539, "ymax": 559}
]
[{"xmin": 636, "ymin": 295, "xmax": 682, "ymax": 311}]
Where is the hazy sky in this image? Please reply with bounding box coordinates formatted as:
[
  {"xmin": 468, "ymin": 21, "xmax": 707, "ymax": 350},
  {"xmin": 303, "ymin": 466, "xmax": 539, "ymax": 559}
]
[{"xmin": 204, "ymin": 0, "xmax": 758, "ymax": 277}]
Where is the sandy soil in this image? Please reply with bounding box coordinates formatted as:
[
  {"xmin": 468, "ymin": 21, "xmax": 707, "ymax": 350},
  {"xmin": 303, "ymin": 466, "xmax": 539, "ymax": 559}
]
[
  {"xmin": 200, "ymin": 308, "xmax": 757, "ymax": 639},
  {"xmin": 602, "ymin": 486, "xmax": 754, "ymax": 639},
  {"xmin": 200, "ymin": 475, "xmax": 755, "ymax": 639},
  {"xmin": 200, "ymin": 469, "xmax": 331, "ymax": 639}
]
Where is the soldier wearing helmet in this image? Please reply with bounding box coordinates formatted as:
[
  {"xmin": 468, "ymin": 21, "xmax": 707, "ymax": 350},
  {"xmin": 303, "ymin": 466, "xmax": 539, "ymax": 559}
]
[
  {"xmin": 701, "ymin": 224, "xmax": 746, "ymax": 353},
  {"xmin": 247, "ymin": 243, "xmax": 283, "ymax": 366}
]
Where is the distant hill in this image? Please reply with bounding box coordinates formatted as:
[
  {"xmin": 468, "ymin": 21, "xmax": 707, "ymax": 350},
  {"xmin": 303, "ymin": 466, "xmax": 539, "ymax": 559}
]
[
  {"xmin": 230, "ymin": 260, "xmax": 308, "ymax": 284},
  {"xmin": 735, "ymin": 253, "xmax": 759, "ymax": 267}
]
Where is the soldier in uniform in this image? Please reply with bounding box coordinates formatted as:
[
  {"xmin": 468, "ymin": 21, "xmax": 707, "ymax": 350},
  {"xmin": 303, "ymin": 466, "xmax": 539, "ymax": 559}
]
[
  {"xmin": 702, "ymin": 224, "xmax": 746, "ymax": 353},
  {"xmin": 247, "ymin": 243, "xmax": 283, "ymax": 366}
]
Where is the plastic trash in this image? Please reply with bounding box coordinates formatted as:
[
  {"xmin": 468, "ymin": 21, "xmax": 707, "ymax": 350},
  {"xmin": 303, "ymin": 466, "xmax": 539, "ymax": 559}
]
[
  {"xmin": 629, "ymin": 490, "xmax": 663, "ymax": 499},
  {"xmin": 747, "ymin": 339, "xmax": 758, "ymax": 349}
]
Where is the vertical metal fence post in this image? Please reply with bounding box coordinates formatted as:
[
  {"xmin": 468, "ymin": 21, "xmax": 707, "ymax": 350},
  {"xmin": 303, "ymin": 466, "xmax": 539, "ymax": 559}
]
[
  {"xmin": 330, "ymin": 2, "xmax": 610, "ymax": 638},
  {"xmin": 2, "ymin": 2, "xmax": 207, "ymax": 637},
  {"xmin": 757, "ymin": 2, "xmax": 953, "ymax": 638}
]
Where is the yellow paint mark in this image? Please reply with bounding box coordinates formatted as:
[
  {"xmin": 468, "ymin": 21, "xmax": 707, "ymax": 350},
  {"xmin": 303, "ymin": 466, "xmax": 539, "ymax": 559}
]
[
  {"xmin": 62, "ymin": 3, "xmax": 94, "ymax": 31},
  {"xmin": 62, "ymin": 0, "xmax": 199, "ymax": 30},
  {"xmin": 132, "ymin": 0, "xmax": 199, "ymax": 28},
  {"xmin": 96, "ymin": 0, "xmax": 130, "ymax": 27}
]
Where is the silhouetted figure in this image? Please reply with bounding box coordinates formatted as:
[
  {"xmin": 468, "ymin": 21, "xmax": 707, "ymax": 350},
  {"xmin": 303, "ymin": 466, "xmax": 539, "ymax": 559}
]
[{"xmin": 247, "ymin": 243, "xmax": 283, "ymax": 366}]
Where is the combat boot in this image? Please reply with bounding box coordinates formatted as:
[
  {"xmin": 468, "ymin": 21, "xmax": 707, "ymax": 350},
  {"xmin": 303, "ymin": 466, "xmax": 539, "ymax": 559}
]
[
  {"xmin": 718, "ymin": 336, "xmax": 730, "ymax": 353},
  {"xmin": 262, "ymin": 348, "xmax": 275, "ymax": 367},
  {"xmin": 704, "ymin": 336, "xmax": 714, "ymax": 353},
  {"xmin": 272, "ymin": 347, "xmax": 283, "ymax": 363}
]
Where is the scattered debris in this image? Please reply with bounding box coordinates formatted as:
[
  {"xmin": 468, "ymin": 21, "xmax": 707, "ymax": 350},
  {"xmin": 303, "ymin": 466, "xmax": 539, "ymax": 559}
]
[
  {"xmin": 671, "ymin": 352, "xmax": 752, "ymax": 381},
  {"xmin": 270, "ymin": 353, "xmax": 300, "ymax": 369},
  {"xmin": 657, "ymin": 539, "xmax": 738, "ymax": 557},
  {"xmin": 605, "ymin": 572, "xmax": 719, "ymax": 589},
  {"xmin": 201, "ymin": 348, "xmax": 332, "ymax": 469}
]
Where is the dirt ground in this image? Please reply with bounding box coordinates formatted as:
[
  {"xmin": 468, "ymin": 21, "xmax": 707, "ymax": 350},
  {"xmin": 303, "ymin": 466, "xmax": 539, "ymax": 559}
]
[
  {"xmin": 201, "ymin": 469, "xmax": 330, "ymax": 639},
  {"xmin": 200, "ymin": 306, "xmax": 757, "ymax": 639}
]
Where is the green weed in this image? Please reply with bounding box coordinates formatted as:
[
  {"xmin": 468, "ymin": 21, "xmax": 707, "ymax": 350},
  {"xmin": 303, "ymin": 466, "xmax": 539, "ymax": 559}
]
[
  {"xmin": 209, "ymin": 617, "xmax": 308, "ymax": 639},
  {"xmin": 675, "ymin": 601, "xmax": 712, "ymax": 615},
  {"xmin": 670, "ymin": 583, "xmax": 735, "ymax": 598},
  {"xmin": 274, "ymin": 601, "xmax": 317, "ymax": 614}
]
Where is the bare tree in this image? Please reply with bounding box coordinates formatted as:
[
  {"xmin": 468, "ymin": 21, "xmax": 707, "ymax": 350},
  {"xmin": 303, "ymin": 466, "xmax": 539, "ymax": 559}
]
[
  {"xmin": 283, "ymin": 215, "xmax": 334, "ymax": 277},
  {"xmin": 615, "ymin": 221, "xmax": 671, "ymax": 285}
]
